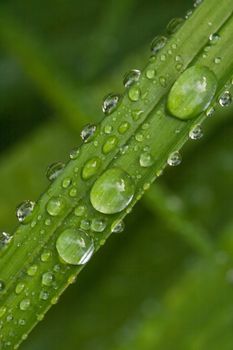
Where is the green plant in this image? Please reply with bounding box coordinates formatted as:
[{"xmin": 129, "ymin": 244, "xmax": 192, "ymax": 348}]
[{"xmin": 0, "ymin": 0, "xmax": 233, "ymax": 349}]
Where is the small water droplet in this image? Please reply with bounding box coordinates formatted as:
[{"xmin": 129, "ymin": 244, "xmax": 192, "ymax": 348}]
[
  {"xmin": 167, "ymin": 151, "xmax": 182, "ymax": 166},
  {"xmin": 102, "ymin": 136, "xmax": 118, "ymax": 154},
  {"xmin": 111, "ymin": 220, "xmax": 125, "ymax": 233},
  {"xmin": 82, "ymin": 157, "xmax": 101, "ymax": 180},
  {"xmin": 91, "ymin": 218, "xmax": 107, "ymax": 232},
  {"xmin": 15, "ymin": 282, "xmax": 25, "ymax": 295},
  {"xmin": 104, "ymin": 125, "xmax": 113, "ymax": 134},
  {"xmin": 219, "ymin": 91, "xmax": 232, "ymax": 107},
  {"xmin": 167, "ymin": 65, "xmax": 217, "ymax": 120},
  {"xmin": 209, "ymin": 33, "xmax": 220, "ymax": 44},
  {"xmin": 123, "ymin": 69, "xmax": 141, "ymax": 88},
  {"xmin": 62, "ymin": 177, "xmax": 72, "ymax": 189},
  {"xmin": 46, "ymin": 162, "xmax": 65, "ymax": 182},
  {"xmin": 19, "ymin": 299, "xmax": 30, "ymax": 311},
  {"xmin": 41, "ymin": 250, "xmax": 51, "ymax": 262},
  {"xmin": 167, "ymin": 18, "xmax": 184, "ymax": 34},
  {"xmin": 46, "ymin": 197, "xmax": 65, "ymax": 216},
  {"xmin": 80, "ymin": 124, "xmax": 97, "ymax": 143},
  {"xmin": 135, "ymin": 132, "xmax": 144, "ymax": 142},
  {"xmin": 128, "ymin": 86, "xmax": 141, "ymax": 102},
  {"xmin": 139, "ymin": 152, "xmax": 154, "ymax": 167},
  {"xmin": 74, "ymin": 205, "xmax": 86, "ymax": 217},
  {"xmin": 145, "ymin": 68, "xmax": 156, "ymax": 80},
  {"xmin": 39, "ymin": 290, "xmax": 49, "ymax": 301},
  {"xmin": 27, "ymin": 265, "xmax": 38, "ymax": 276},
  {"xmin": 90, "ymin": 168, "xmax": 135, "ymax": 214},
  {"xmin": 214, "ymin": 57, "xmax": 221, "ymax": 64},
  {"xmin": 18, "ymin": 319, "xmax": 26, "ymax": 326},
  {"xmin": 69, "ymin": 188, "xmax": 77, "ymax": 197},
  {"xmin": 206, "ymin": 106, "xmax": 215, "ymax": 117},
  {"xmin": 159, "ymin": 76, "xmax": 167, "ymax": 87},
  {"xmin": 118, "ymin": 121, "xmax": 130, "ymax": 134},
  {"xmin": 0, "ymin": 232, "xmax": 12, "ymax": 249},
  {"xmin": 56, "ymin": 228, "xmax": 94, "ymax": 265},
  {"xmin": 189, "ymin": 124, "xmax": 203, "ymax": 140},
  {"xmin": 151, "ymin": 35, "xmax": 167, "ymax": 54},
  {"xmin": 69, "ymin": 147, "xmax": 80, "ymax": 160},
  {"xmin": 16, "ymin": 201, "xmax": 35, "ymax": 223},
  {"xmin": 80, "ymin": 219, "xmax": 90, "ymax": 231},
  {"xmin": 102, "ymin": 94, "xmax": 121, "ymax": 115},
  {"xmin": 132, "ymin": 109, "xmax": 143, "ymax": 121},
  {"xmin": 42, "ymin": 272, "xmax": 54, "ymax": 286}
]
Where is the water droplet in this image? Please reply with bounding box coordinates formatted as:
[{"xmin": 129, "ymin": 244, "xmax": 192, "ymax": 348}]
[
  {"xmin": 0, "ymin": 280, "xmax": 5, "ymax": 291},
  {"xmin": 189, "ymin": 124, "xmax": 203, "ymax": 140},
  {"xmin": 42, "ymin": 272, "xmax": 54, "ymax": 286},
  {"xmin": 46, "ymin": 197, "xmax": 65, "ymax": 216},
  {"xmin": 27, "ymin": 265, "xmax": 38, "ymax": 276},
  {"xmin": 214, "ymin": 57, "xmax": 221, "ymax": 64},
  {"xmin": 159, "ymin": 76, "xmax": 167, "ymax": 87},
  {"xmin": 167, "ymin": 65, "xmax": 217, "ymax": 120},
  {"xmin": 0, "ymin": 232, "xmax": 12, "ymax": 249},
  {"xmin": 102, "ymin": 136, "xmax": 118, "ymax": 154},
  {"xmin": 167, "ymin": 151, "xmax": 182, "ymax": 166},
  {"xmin": 90, "ymin": 168, "xmax": 135, "ymax": 214},
  {"xmin": 19, "ymin": 299, "xmax": 30, "ymax": 311},
  {"xmin": 102, "ymin": 93, "xmax": 121, "ymax": 115},
  {"xmin": 135, "ymin": 132, "xmax": 144, "ymax": 142},
  {"xmin": 167, "ymin": 18, "xmax": 184, "ymax": 34},
  {"xmin": 209, "ymin": 33, "xmax": 220, "ymax": 44},
  {"xmin": 56, "ymin": 228, "xmax": 94, "ymax": 265},
  {"xmin": 123, "ymin": 69, "xmax": 141, "ymax": 88},
  {"xmin": 91, "ymin": 218, "xmax": 107, "ymax": 232},
  {"xmin": 18, "ymin": 319, "xmax": 26, "ymax": 326},
  {"xmin": 16, "ymin": 200, "xmax": 35, "ymax": 223},
  {"xmin": 145, "ymin": 68, "xmax": 156, "ymax": 80},
  {"xmin": 128, "ymin": 86, "xmax": 141, "ymax": 102},
  {"xmin": 82, "ymin": 157, "xmax": 101, "ymax": 180},
  {"xmin": 104, "ymin": 125, "xmax": 113, "ymax": 134},
  {"xmin": 39, "ymin": 290, "xmax": 49, "ymax": 301},
  {"xmin": 0, "ymin": 306, "xmax": 6, "ymax": 318},
  {"xmin": 118, "ymin": 121, "xmax": 130, "ymax": 134},
  {"xmin": 80, "ymin": 124, "xmax": 97, "ymax": 143},
  {"xmin": 219, "ymin": 91, "xmax": 232, "ymax": 107},
  {"xmin": 151, "ymin": 35, "xmax": 167, "ymax": 54},
  {"xmin": 111, "ymin": 220, "xmax": 125, "ymax": 233},
  {"xmin": 69, "ymin": 188, "xmax": 77, "ymax": 197},
  {"xmin": 132, "ymin": 109, "xmax": 143, "ymax": 121},
  {"xmin": 69, "ymin": 147, "xmax": 80, "ymax": 160},
  {"xmin": 41, "ymin": 250, "xmax": 51, "ymax": 262},
  {"xmin": 62, "ymin": 177, "xmax": 72, "ymax": 189},
  {"xmin": 206, "ymin": 106, "xmax": 215, "ymax": 117},
  {"xmin": 15, "ymin": 283, "xmax": 25, "ymax": 295},
  {"xmin": 74, "ymin": 205, "xmax": 86, "ymax": 217},
  {"xmin": 46, "ymin": 162, "xmax": 65, "ymax": 182},
  {"xmin": 80, "ymin": 219, "xmax": 90, "ymax": 231},
  {"xmin": 139, "ymin": 152, "xmax": 154, "ymax": 167}
]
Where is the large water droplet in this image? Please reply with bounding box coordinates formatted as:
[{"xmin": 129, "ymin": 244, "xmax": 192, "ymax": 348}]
[
  {"xmin": 42, "ymin": 272, "xmax": 54, "ymax": 286},
  {"xmin": 46, "ymin": 162, "xmax": 65, "ymax": 182},
  {"xmin": 139, "ymin": 152, "xmax": 154, "ymax": 167},
  {"xmin": 102, "ymin": 94, "xmax": 121, "ymax": 115},
  {"xmin": 56, "ymin": 228, "xmax": 94, "ymax": 265},
  {"xmin": 80, "ymin": 124, "xmax": 97, "ymax": 143},
  {"xmin": 167, "ymin": 65, "xmax": 217, "ymax": 120},
  {"xmin": 151, "ymin": 35, "xmax": 167, "ymax": 54},
  {"xmin": 82, "ymin": 157, "xmax": 101, "ymax": 180},
  {"xmin": 16, "ymin": 201, "xmax": 35, "ymax": 223},
  {"xmin": 219, "ymin": 91, "xmax": 232, "ymax": 107},
  {"xmin": 46, "ymin": 197, "xmax": 65, "ymax": 216},
  {"xmin": 189, "ymin": 124, "xmax": 203, "ymax": 140},
  {"xmin": 90, "ymin": 168, "xmax": 135, "ymax": 214},
  {"xmin": 123, "ymin": 69, "xmax": 141, "ymax": 88},
  {"xmin": 167, "ymin": 151, "xmax": 182, "ymax": 166}
]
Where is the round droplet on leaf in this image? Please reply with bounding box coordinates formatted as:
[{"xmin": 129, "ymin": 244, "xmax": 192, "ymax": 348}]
[
  {"xmin": 82, "ymin": 157, "xmax": 101, "ymax": 180},
  {"xmin": 56, "ymin": 228, "xmax": 94, "ymax": 265},
  {"xmin": 46, "ymin": 162, "xmax": 65, "ymax": 182},
  {"xmin": 167, "ymin": 65, "xmax": 217, "ymax": 120},
  {"xmin": 90, "ymin": 168, "xmax": 135, "ymax": 214},
  {"xmin": 16, "ymin": 201, "xmax": 36, "ymax": 224},
  {"xmin": 189, "ymin": 124, "xmax": 203, "ymax": 140},
  {"xmin": 123, "ymin": 69, "xmax": 141, "ymax": 88},
  {"xmin": 167, "ymin": 151, "xmax": 182, "ymax": 166},
  {"xmin": 0, "ymin": 232, "xmax": 12, "ymax": 249},
  {"xmin": 80, "ymin": 124, "xmax": 97, "ymax": 143},
  {"xmin": 46, "ymin": 197, "xmax": 65, "ymax": 216},
  {"xmin": 102, "ymin": 94, "xmax": 121, "ymax": 115},
  {"xmin": 151, "ymin": 35, "xmax": 167, "ymax": 54},
  {"xmin": 219, "ymin": 91, "xmax": 232, "ymax": 107}
]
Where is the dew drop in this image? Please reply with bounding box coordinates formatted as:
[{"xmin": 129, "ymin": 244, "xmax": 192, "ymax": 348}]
[
  {"xmin": 139, "ymin": 152, "xmax": 154, "ymax": 167},
  {"xmin": 74, "ymin": 205, "xmax": 86, "ymax": 217},
  {"xmin": 167, "ymin": 151, "xmax": 182, "ymax": 166},
  {"xmin": 135, "ymin": 132, "xmax": 144, "ymax": 142},
  {"xmin": 46, "ymin": 197, "xmax": 65, "ymax": 216},
  {"xmin": 46, "ymin": 162, "xmax": 65, "ymax": 182},
  {"xmin": 0, "ymin": 232, "xmax": 12, "ymax": 249},
  {"xmin": 69, "ymin": 147, "xmax": 80, "ymax": 160},
  {"xmin": 123, "ymin": 69, "xmax": 141, "ymax": 88},
  {"xmin": 159, "ymin": 76, "xmax": 167, "ymax": 87},
  {"xmin": 15, "ymin": 282, "xmax": 25, "ymax": 295},
  {"xmin": 219, "ymin": 91, "xmax": 232, "ymax": 107},
  {"xmin": 80, "ymin": 124, "xmax": 97, "ymax": 143},
  {"xmin": 90, "ymin": 168, "xmax": 135, "ymax": 214},
  {"xmin": 167, "ymin": 65, "xmax": 217, "ymax": 120},
  {"xmin": 132, "ymin": 109, "xmax": 143, "ymax": 121},
  {"xmin": 104, "ymin": 125, "xmax": 113, "ymax": 134},
  {"xmin": 27, "ymin": 265, "xmax": 38, "ymax": 276},
  {"xmin": 56, "ymin": 228, "xmax": 94, "ymax": 265},
  {"xmin": 80, "ymin": 219, "xmax": 90, "ymax": 231},
  {"xmin": 118, "ymin": 121, "xmax": 130, "ymax": 134},
  {"xmin": 42, "ymin": 272, "xmax": 54, "ymax": 286},
  {"xmin": 69, "ymin": 188, "xmax": 77, "ymax": 197},
  {"xmin": 145, "ymin": 68, "xmax": 156, "ymax": 80},
  {"xmin": 128, "ymin": 86, "xmax": 141, "ymax": 102},
  {"xmin": 209, "ymin": 33, "xmax": 220, "ymax": 44},
  {"xmin": 151, "ymin": 35, "xmax": 167, "ymax": 54},
  {"xmin": 167, "ymin": 18, "xmax": 184, "ymax": 34},
  {"xmin": 16, "ymin": 201, "xmax": 35, "ymax": 223},
  {"xmin": 206, "ymin": 106, "xmax": 215, "ymax": 117},
  {"xmin": 102, "ymin": 136, "xmax": 118, "ymax": 154},
  {"xmin": 111, "ymin": 220, "xmax": 125, "ymax": 233},
  {"xmin": 91, "ymin": 218, "xmax": 107, "ymax": 232},
  {"xmin": 41, "ymin": 250, "xmax": 51, "ymax": 262},
  {"xmin": 62, "ymin": 177, "xmax": 72, "ymax": 189},
  {"xmin": 19, "ymin": 299, "xmax": 30, "ymax": 311},
  {"xmin": 189, "ymin": 124, "xmax": 203, "ymax": 140},
  {"xmin": 39, "ymin": 290, "xmax": 49, "ymax": 301},
  {"xmin": 82, "ymin": 157, "xmax": 101, "ymax": 180},
  {"xmin": 102, "ymin": 93, "xmax": 121, "ymax": 115},
  {"xmin": 214, "ymin": 57, "xmax": 221, "ymax": 64}
]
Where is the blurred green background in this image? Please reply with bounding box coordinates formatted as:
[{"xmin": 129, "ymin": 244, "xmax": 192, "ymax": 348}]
[{"xmin": 1, "ymin": 0, "xmax": 233, "ymax": 349}]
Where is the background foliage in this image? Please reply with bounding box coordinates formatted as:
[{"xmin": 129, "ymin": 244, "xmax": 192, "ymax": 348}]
[{"xmin": 0, "ymin": 0, "xmax": 233, "ymax": 349}]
